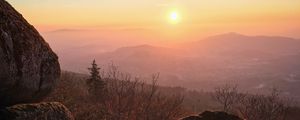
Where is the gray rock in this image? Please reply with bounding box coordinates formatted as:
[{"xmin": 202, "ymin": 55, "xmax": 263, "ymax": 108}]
[
  {"xmin": 0, "ymin": 0, "xmax": 60, "ymax": 107},
  {"xmin": 181, "ymin": 116, "xmax": 202, "ymax": 120},
  {"xmin": 181, "ymin": 111, "xmax": 242, "ymax": 120},
  {"xmin": 0, "ymin": 102, "xmax": 74, "ymax": 120}
]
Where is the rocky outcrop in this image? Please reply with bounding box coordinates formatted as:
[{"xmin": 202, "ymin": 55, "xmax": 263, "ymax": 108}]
[
  {"xmin": 0, "ymin": 1, "xmax": 70, "ymax": 119},
  {"xmin": 0, "ymin": 0, "xmax": 60, "ymax": 107},
  {"xmin": 0, "ymin": 102, "xmax": 74, "ymax": 120},
  {"xmin": 181, "ymin": 111, "xmax": 242, "ymax": 120}
]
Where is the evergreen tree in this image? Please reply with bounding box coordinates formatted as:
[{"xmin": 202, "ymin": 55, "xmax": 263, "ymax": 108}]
[{"xmin": 87, "ymin": 60, "xmax": 105, "ymax": 100}]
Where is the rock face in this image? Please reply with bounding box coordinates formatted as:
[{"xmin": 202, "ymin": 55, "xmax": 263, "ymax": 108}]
[
  {"xmin": 0, "ymin": 102, "xmax": 74, "ymax": 120},
  {"xmin": 0, "ymin": 0, "xmax": 60, "ymax": 107},
  {"xmin": 181, "ymin": 111, "xmax": 242, "ymax": 120}
]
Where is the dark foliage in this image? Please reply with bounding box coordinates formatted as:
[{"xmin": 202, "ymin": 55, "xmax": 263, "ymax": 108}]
[{"xmin": 87, "ymin": 60, "xmax": 106, "ymax": 101}]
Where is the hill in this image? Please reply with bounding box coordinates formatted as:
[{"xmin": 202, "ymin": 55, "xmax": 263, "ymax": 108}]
[{"xmin": 92, "ymin": 33, "xmax": 300, "ymax": 98}]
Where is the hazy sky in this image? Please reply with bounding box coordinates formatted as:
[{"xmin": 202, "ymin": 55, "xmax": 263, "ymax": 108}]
[
  {"xmin": 6, "ymin": 0, "xmax": 300, "ymax": 39},
  {"xmin": 6, "ymin": 0, "xmax": 300, "ymax": 73}
]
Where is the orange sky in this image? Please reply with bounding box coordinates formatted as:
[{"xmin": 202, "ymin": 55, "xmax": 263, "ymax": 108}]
[{"xmin": 7, "ymin": 0, "xmax": 300, "ymax": 40}]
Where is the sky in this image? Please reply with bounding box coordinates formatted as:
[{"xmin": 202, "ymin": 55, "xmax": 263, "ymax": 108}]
[
  {"xmin": 6, "ymin": 0, "xmax": 300, "ymax": 41},
  {"xmin": 5, "ymin": 0, "xmax": 300, "ymax": 73}
]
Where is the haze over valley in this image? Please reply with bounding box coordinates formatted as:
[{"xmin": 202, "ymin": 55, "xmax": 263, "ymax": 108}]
[{"xmin": 42, "ymin": 31, "xmax": 300, "ymax": 97}]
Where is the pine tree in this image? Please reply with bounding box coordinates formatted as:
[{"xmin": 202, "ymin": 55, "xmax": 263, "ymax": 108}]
[{"xmin": 87, "ymin": 59, "xmax": 105, "ymax": 100}]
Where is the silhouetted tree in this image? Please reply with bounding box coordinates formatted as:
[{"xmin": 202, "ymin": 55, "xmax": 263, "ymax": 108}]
[
  {"xmin": 237, "ymin": 88, "xmax": 293, "ymax": 120},
  {"xmin": 212, "ymin": 84, "xmax": 245, "ymax": 112},
  {"xmin": 101, "ymin": 63, "xmax": 185, "ymax": 120},
  {"xmin": 87, "ymin": 60, "xmax": 106, "ymax": 100}
]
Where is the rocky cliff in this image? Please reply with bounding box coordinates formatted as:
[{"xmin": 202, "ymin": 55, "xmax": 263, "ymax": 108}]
[
  {"xmin": 0, "ymin": 0, "xmax": 73, "ymax": 119},
  {"xmin": 0, "ymin": 0, "xmax": 60, "ymax": 107}
]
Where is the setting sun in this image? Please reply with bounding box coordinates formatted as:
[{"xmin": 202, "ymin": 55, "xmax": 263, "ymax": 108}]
[{"xmin": 169, "ymin": 11, "xmax": 180, "ymax": 24}]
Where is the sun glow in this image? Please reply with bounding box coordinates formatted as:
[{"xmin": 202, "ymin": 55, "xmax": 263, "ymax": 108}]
[{"xmin": 169, "ymin": 11, "xmax": 180, "ymax": 24}]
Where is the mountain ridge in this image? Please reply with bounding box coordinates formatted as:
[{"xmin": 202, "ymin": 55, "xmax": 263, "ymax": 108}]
[
  {"xmin": 106, "ymin": 32, "xmax": 300, "ymax": 54},
  {"xmin": 88, "ymin": 33, "xmax": 300, "ymax": 96}
]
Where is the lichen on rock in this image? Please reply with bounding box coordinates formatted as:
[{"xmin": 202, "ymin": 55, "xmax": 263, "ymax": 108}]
[{"xmin": 0, "ymin": 102, "xmax": 74, "ymax": 120}]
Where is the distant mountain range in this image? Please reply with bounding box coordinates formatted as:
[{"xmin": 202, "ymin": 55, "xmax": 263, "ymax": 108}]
[{"xmin": 59, "ymin": 33, "xmax": 300, "ymax": 97}]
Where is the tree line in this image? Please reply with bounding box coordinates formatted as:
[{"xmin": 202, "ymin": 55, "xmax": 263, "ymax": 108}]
[{"xmin": 45, "ymin": 60, "xmax": 299, "ymax": 120}]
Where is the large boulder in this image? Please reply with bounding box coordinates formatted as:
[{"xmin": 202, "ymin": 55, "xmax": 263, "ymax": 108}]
[
  {"xmin": 181, "ymin": 111, "xmax": 242, "ymax": 120},
  {"xmin": 0, "ymin": 0, "xmax": 60, "ymax": 107},
  {"xmin": 0, "ymin": 102, "xmax": 74, "ymax": 120}
]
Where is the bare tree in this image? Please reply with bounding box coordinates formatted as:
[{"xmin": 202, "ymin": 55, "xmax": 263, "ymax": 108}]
[
  {"xmin": 237, "ymin": 88, "xmax": 293, "ymax": 120},
  {"xmin": 212, "ymin": 84, "xmax": 245, "ymax": 112},
  {"xmin": 212, "ymin": 84, "xmax": 294, "ymax": 120},
  {"xmin": 101, "ymin": 63, "xmax": 185, "ymax": 120}
]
